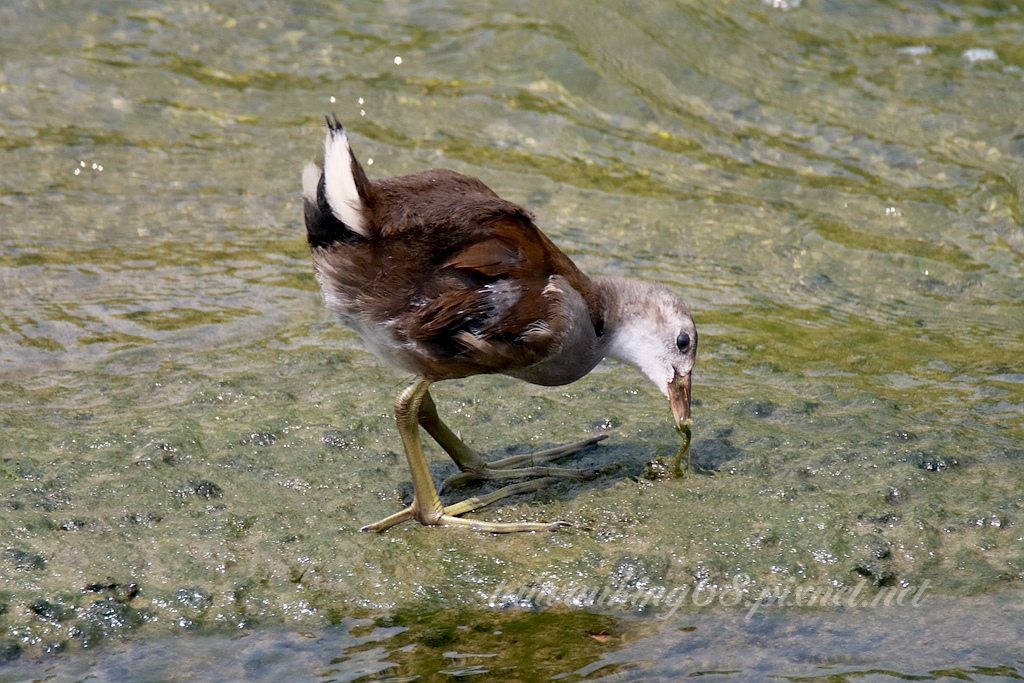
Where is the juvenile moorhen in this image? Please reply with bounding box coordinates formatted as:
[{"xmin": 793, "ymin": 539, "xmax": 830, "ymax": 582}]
[{"xmin": 303, "ymin": 117, "xmax": 696, "ymax": 533}]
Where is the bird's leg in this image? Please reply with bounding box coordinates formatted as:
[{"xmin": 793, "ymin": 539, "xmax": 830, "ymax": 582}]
[
  {"xmin": 360, "ymin": 379, "xmax": 442, "ymax": 532},
  {"xmin": 417, "ymin": 388, "xmax": 607, "ymax": 492},
  {"xmin": 360, "ymin": 379, "xmax": 569, "ymax": 533}
]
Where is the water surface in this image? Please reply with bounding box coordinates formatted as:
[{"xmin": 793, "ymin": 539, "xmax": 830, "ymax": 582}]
[{"xmin": 1, "ymin": 0, "xmax": 1022, "ymax": 674}]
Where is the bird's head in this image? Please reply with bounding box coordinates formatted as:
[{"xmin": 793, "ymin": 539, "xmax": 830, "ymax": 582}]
[{"xmin": 601, "ymin": 278, "xmax": 697, "ymax": 430}]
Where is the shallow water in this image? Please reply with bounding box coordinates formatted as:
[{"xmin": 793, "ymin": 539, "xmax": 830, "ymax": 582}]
[
  {"xmin": 2, "ymin": 590, "xmax": 1023, "ymax": 681},
  {"xmin": 1, "ymin": 0, "xmax": 1022, "ymax": 673}
]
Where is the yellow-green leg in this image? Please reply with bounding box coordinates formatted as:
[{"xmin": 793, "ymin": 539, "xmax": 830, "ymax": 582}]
[
  {"xmin": 359, "ymin": 379, "xmax": 572, "ymax": 533},
  {"xmin": 417, "ymin": 389, "xmax": 606, "ymax": 492}
]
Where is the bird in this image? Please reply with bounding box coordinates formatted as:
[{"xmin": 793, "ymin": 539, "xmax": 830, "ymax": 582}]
[{"xmin": 302, "ymin": 116, "xmax": 696, "ymax": 533}]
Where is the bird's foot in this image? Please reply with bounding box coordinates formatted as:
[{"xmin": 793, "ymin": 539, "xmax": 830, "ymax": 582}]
[
  {"xmin": 359, "ymin": 478, "xmax": 572, "ymax": 534},
  {"xmin": 439, "ymin": 434, "xmax": 608, "ymax": 493}
]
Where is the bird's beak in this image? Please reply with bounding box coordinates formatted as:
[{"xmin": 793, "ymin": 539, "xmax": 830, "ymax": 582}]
[{"xmin": 668, "ymin": 370, "xmax": 691, "ymax": 430}]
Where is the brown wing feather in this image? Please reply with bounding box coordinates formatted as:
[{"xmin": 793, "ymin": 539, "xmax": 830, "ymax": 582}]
[
  {"xmin": 397, "ymin": 216, "xmax": 573, "ymax": 375},
  {"xmin": 411, "ymin": 288, "xmax": 489, "ymax": 339},
  {"xmin": 442, "ymin": 236, "xmax": 519, "ymax": 276}
]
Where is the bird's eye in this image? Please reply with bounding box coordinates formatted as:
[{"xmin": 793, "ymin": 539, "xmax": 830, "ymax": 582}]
[{"xmin": 676, "ymin": 332, "xmax": 691, "ymax": 352}]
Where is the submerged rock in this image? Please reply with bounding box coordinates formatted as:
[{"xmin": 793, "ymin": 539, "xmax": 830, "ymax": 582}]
[{"xmin": 4, "ymin": 548, "xmax": 46, "ymax": 572}]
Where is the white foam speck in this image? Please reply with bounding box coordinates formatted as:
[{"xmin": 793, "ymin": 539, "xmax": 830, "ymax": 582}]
[{"xmin": 962, "ymin": 48, "xmax": 997, "ymax": 63}]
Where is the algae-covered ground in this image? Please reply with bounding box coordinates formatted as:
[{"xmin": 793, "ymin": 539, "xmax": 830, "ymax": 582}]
[{"xmin": 1, "ymin": 0, "xmax": 1023, "ymax": 676}]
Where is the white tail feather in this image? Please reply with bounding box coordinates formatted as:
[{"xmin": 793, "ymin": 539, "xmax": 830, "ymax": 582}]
[{"xmin": 322, "ymin": 127, "xmax": 368, "ymax": 236}]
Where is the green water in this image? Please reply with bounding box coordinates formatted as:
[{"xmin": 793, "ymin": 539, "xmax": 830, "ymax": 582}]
[{"xmin": 1, "ymin": 0, "xmax": 1023, "ymax": 677}]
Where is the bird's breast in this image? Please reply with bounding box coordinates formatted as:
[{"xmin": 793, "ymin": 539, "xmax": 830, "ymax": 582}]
[{"xmin": 502, "ymin": 277, "xmax": 606, "ymax": 387}]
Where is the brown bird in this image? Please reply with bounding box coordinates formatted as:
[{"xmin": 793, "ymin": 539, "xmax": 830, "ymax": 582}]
[{"xmin": 303, "ymin": 117, "xmax": 696, "ymax": 533}]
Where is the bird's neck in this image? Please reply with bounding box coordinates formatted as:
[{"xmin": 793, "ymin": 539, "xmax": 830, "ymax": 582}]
[{"xmin": 594, "ymin": 276, "xmax": 668, "ymax": 384}]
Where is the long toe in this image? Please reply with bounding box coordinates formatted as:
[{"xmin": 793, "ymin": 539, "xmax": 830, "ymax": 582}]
[
  {"xmin": 361, "ymin": 477, "xmax": 577, "ymax": 533},
  {"xmin": 439, "ymin": 464, "xmax": 599, "ymax": 493},
  {"xmin": 439, "ymin": 434, "xmax": 608, "ymax": 492},
  {"xmin": 486, "ymin": 434, "xmax": 608, "ymax": 469},
  {"xmin": 437, "ymin": 515, "xmax": 571, "ymax": 533}
]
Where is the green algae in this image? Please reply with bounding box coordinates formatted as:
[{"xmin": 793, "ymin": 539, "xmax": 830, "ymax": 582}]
[{"xmin": 347, "ymin": 607, "xmax": 636, "ymax": 681}]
